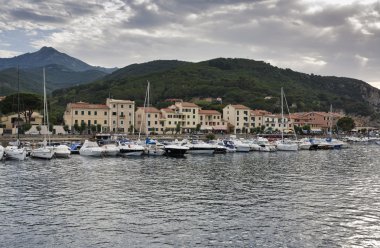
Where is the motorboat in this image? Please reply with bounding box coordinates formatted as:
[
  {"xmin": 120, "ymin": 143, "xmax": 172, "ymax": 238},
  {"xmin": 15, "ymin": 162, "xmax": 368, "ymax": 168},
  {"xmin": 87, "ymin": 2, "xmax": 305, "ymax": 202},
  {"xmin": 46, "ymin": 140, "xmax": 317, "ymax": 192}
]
[
  {"xmin": 100, "ymin": 143, "xmax": 120, "ymax": 156},
  {"xmin": 221, "ymin": 140, "xmax": 236, "ymax": 153},
  {"xmin": 164, "ymin": 144, "xmax": 189, "ymax": 157},
  {"xmin": 69, "ymin": 142, "xmax": 82, "ymax": 154},
  {"xmin": 79, "ymin": 140, "xmax": 104, "ymax": 157},
  {"xmin": 231, "ymin": 139, "xmax": 250, "ymax": 152},
  {"xmin": 4, "ymin": 144, "xmax": 27, "ymax": 160},
  {"xmin": 0, "ymin": 145, "xmax": 4, "ymax": 160},
  {"xmin": 143, "ymin": 138, "xmax": 165, "ymax": 156},
  {"xmin": 182, "ymin": 140, "xmax": 216, "ymax": 154},
  {"xmin": 118, "ymin": 140, "xmax": 145, "ymax": 156},
  {"xmin": 256, "ymin": 137, "xmax": 277, "ymax": 152},
  {"xmin": 276, "ymin": 139, "xmax": 298, "ymax": 151},
  {"xmin": 52, "ymin": 144, "xmax": 71, "ymax": 158}
]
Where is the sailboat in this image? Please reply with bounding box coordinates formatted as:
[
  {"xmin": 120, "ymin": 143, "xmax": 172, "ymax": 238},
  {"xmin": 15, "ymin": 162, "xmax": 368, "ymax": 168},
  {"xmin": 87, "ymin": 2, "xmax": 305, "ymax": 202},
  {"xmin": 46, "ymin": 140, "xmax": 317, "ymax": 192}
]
[
  {"xmin": 140, "ymin": 80, "xmax": 165, "ymax": 156},
  {"xmin": 30, "ymin": 68, "xmax": 55, "ymax": 159},
  {"xmin": 0, "ymin": 144, "xmax": 4, "ymax": 160},
  {"xmin": 276, "ymin": 87, "xmax": 298, "ymax": 151},
  {"xmin": 4, "ymin": 67, "xmax": 27, "ymax": 160}
]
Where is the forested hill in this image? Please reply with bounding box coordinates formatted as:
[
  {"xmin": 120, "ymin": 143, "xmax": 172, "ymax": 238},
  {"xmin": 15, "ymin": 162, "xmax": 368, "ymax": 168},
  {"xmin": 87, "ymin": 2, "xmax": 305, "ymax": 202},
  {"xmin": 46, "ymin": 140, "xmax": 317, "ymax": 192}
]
[{"xmin": 51, "ymin": 58, "xmax": 380, "ymax": 121}]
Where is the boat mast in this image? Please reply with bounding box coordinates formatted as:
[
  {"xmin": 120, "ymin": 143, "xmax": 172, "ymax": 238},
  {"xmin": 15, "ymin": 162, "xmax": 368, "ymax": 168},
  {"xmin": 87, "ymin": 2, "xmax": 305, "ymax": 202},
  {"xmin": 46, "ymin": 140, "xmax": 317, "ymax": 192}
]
[
  {"xmin": 138, "ymin": 80, "xmax": 149, "ymax": 140},
  {"xmin": 17, "ymin": 66, "xmax": 20, "ymax": 144},
  {"xmin": 330, "ymin": 104, "xmax": 333, "ymax": 139},
  {"xmin": 281, "ymin": 87, "xmax": 284, "ymax": 142}
]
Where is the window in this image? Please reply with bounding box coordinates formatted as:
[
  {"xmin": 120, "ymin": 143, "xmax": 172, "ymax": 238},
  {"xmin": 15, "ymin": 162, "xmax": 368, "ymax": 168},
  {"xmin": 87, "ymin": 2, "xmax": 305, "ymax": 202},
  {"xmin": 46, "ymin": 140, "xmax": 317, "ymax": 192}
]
[
  {"xmin": 112, "ymin": 112, "xmax": 116, "ymax": 116},
  {"xmin": 104, "ymin": 112, "xmax": 107, "ymax": 116},
  {"xmin": 237, "ymin": 117, "xmax": 239, "ymax": 121},
  {"xmin": 94, "ymin": 120, "xmax": 97, "ymax": 124},
  {"xmin": 88, "ymin": 120, "xmax": 91, "ymax": 126},
  {"xmin": 155, "ymin": 114, "xmax": 157, "ymax": 118},
  {"xmin": 113, "ymin": 104, "xmax": 116, "ymax": 108},
  {"xmin": 75, "ymin": 110, "xmax": 78, "ymax": 115},
  {"xmin": 169, "ymin": 121, "xmax": 172, "ymax": 125},
  {"xmin": 129, "ymin": 113, "xmax": 131, "ymax": 116},
  {"xmin": 88, "ymin": 111, "xmax": 91, "ymax": 115},
  {"xmin": 113, "ymin": 120, "xmax": 116, "ymax": 124},
  {"xmin": 148, "ymin": 121, "xmax": 151, "ymax": 126},
  {"xmin": 237, "ymin": 111, "xmax": 239, "ymax": 115},
  {"xmin": 121, "ymin": 105, "xmax": 124, "ymax": 108},
  {"xmin": 193, "ymin": 109, "xmax": 195, "ymax": 114},
  {"xmin": 121, "ymin": 121, "xmax": 124, "ymax": 125},
  {"xmin": 155, "ymin": 121, "xmax": 157, "ymax": 125},
  {"xmin": 129, "ymin": 105, "xmax": 132, "ymax": 108},
  {"xmin": 148, "ymin": 114, "xmax": 151, "ymax": 118},
  {"xmin": 120, "ymin": 112, "xmax": 124, "ymax": 116},
  {"xmin": 104, "ymin": 120, "xmax": 107, "ymax": 124},
  {"xmin": 193, "ymin": 115, "xmax": 195, "ymax": 119},
  {"xmin": 193, "ymin": 122, "xmax": 195, "ymax": 125},
  {"xmin": 75, "ymin": 120, "xmax": 78, "ymax": 124},
  {"xmin": 81, "ymin": 111, "xmax": 84, "ymax": 115},
  {"xmin": 94, "ymin": 111, "xmax": 97, "ymax": 115}
]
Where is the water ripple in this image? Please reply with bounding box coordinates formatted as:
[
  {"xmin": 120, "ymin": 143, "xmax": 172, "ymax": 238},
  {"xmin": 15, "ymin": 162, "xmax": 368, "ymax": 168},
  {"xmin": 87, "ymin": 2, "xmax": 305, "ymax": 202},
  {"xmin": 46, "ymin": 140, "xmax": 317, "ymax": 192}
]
[{"xmin": 0, "ymin": 144, "xmax": 380, "ymax": 247}]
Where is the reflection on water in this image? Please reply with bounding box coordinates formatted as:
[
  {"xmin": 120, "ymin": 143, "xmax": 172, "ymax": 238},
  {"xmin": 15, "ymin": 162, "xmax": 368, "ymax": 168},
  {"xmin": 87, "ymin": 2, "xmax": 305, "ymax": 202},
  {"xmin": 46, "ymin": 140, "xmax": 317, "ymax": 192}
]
[{"xmin": 1, "ymin": 144, "xmax": 380, "ymax": 247}]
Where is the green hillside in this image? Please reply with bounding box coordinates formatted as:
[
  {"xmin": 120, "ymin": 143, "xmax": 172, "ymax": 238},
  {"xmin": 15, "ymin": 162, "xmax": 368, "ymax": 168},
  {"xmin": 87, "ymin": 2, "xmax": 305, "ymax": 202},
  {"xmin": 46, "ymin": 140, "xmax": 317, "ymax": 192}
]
[
  {"xmin": 0, "ymin": 65, "xmax": 107, "ymax": 95},
  {"xmin": 50, "ymin": 58, "xmax": 380, "ymax": 124}
]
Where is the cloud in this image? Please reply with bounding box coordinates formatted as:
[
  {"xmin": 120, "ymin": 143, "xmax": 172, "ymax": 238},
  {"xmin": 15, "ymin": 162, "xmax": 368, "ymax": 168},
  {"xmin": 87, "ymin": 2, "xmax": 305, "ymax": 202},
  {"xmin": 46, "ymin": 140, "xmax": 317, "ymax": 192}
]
[{"xmin": 0, "ymin": 0, "xmax": 379, "ymax": 82}]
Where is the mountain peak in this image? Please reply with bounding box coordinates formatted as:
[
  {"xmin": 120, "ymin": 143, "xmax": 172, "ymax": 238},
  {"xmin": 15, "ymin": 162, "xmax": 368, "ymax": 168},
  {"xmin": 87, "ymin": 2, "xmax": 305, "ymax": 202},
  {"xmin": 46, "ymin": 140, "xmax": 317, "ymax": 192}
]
[{"xmin": 38, "ymin": 46, "xmax": 59, "ymax": 54}]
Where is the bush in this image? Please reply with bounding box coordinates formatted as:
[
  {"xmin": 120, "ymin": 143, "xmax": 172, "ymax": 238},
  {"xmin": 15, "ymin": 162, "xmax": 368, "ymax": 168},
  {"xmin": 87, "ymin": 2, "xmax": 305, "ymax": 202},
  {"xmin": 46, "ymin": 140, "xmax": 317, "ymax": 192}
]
[{"xmin": 206, "ymin": 133, "xmax": 216, "ymax": 140}]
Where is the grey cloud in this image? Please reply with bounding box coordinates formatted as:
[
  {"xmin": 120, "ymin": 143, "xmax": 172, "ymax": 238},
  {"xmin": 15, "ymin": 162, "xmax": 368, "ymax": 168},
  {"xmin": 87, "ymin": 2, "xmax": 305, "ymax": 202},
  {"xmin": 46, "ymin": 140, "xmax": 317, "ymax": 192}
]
[{"xmin": 10, "ymin": 8, "xmax": 67, "ymax": 23}]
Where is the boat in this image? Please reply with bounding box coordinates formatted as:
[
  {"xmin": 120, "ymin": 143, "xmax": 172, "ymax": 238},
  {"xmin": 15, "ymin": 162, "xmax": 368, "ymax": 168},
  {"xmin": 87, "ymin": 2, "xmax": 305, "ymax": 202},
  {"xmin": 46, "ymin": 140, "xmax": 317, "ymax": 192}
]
[
  {"xmin": 144, "ymin": 138, "xmax": 165, "ymax": 156},
  {"xmin": 30, "ymin": 68, "xmax": 54, "ymax": 159},
  {"xmin": 256, "ymin": 137, "xmax": 277, "ymax": 152},
  {"xmin": 231, "ymin": 139, "xmax": 251, "ymax": 152},
  {"xmin": 276, "ymin": 88, "xmax": 298, "ymax": 151},
  {"xmin": 182, "ymin": 140, "xmax": 216, "ymax": 154},
  {"xmin": 101, "ymin": 143, "xmax": 120, "ymax": 156},
  {"xmin": 69, "ymin": 142, "xmax": 82, "ymax": 154},
  {"xmin": 4, "ymin": 67, "xmax": 27, "ymax": 161},
  {"xmin": 79, "ymin": 140, "xmax": 104, "ymax": 157},
  {"xmin": 164, "ymin": 143, "xmax": 189, "ymax": 157},
  {"xmin": 0, "ymin": 145, "xmax": 4, "ymax": 160},
  {"xmin": 221, "ymin": 140, "xmax": 237, "ymax": 153},
  {"xmin": 298, "ymin": 138, "xmax": 318, "ymax": 150},
  {"xmin": 118, "ymin": 140, "xmax": 145, "ymax": 156},
  {"xmin": 52, "ymin": 144, "xmax": 71, "ymax": 158}
]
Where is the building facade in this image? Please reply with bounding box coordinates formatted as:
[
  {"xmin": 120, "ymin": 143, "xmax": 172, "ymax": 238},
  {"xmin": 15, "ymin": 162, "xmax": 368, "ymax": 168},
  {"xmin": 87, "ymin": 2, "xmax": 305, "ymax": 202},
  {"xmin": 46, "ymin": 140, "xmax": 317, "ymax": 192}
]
[{"xmin": 223, "ymin": 104, "xmax": 250, "ymax": 133}]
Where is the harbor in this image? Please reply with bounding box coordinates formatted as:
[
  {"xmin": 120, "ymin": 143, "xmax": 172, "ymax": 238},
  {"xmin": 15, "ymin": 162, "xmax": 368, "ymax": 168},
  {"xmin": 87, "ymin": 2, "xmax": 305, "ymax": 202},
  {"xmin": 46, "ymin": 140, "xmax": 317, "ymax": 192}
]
[{"xmin": 1, "ymin": 143, "xmax": 379, "ymax": 247}]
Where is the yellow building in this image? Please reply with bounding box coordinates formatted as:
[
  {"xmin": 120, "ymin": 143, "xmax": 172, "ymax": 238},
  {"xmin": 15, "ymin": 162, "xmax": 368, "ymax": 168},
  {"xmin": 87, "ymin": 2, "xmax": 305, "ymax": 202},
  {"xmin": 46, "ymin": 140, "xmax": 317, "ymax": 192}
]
[
  {"xmin": 160, "ymin": 108, "xmax": 183, "ymax": 134},
  {"xmin": 0, "ymin": 112, "xmax": 43, "ymax": 134},
  {"xmin": 223, "ymin": 104, "xmax": 250, "ymax": 133},
  {"xmin": 63, "ymin": 102, "xmax": 110, "ymax": 133},
  {"xmin": 135, "ymin": 107, "xmax": 162, "ymax": 135},
  {"xmin": 199, "ymin": 109, "xmax": 227, "ymax": 132},
  {"xmin": 173, "ymin": 102, "xmax": 200, "ymax": 133},
  {"xmin": 106, "ymin": 98, "xmax": 135, "ymax": 133}
]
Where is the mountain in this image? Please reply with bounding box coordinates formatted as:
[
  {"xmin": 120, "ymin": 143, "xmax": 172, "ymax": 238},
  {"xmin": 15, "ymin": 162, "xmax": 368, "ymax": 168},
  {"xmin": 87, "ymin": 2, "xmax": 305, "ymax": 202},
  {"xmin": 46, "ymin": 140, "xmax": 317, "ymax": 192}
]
[
  {"xmin": 0, "ymin": 65, "xmax": 107, "ymax": 94},
  {"xmin": 0, "ymin": 46, "xmax": 117, "ymax": 73},
  {"xmin": 51, "ymin": 58, "xmax": 380, "ymax": 125},
  {"xmin": 0, "ymin": 47, "xmax": 119, "ymax": 94}
]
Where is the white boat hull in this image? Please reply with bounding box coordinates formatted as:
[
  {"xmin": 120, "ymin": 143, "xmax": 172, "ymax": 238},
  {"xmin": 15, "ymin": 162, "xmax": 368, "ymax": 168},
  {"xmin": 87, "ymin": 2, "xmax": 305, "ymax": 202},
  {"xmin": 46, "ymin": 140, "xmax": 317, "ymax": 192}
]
[
  {"xmin": 277, "ymin": 143, "xmax": 298, "ymax": 151},
  {"xmin": 187, "ymin": 148, "xmax": 215, "ymax": 154},
  {"xmin": 0, "ymin": 146, "xmax": 4, "ymax": 160},
  {"xmin": 31, "ymin": 148, "xmax": 55, "ymax": 159},
  {"xmin": 5, "ymin": 146, "xmax": 27, "ymax": 160}
]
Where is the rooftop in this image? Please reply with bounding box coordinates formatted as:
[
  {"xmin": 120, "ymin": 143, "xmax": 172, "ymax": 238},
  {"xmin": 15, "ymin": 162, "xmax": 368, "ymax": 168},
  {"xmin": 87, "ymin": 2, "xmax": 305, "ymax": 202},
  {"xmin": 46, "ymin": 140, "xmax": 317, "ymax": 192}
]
[
  {"xmin": 199, "ymin": 109, "xmax": 221, "ymax": 115},
  {"xmin": 70, "ymin": 102, "xmax": 109, "ymax": 109}
]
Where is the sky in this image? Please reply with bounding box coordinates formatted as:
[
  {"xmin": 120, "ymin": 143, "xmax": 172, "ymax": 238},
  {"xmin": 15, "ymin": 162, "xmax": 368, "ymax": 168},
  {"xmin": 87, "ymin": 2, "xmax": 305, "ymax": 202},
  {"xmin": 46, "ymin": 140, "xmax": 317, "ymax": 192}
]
[{"xmin": 1, "ymin": 0, "xmax": 380, "ymax": 88}]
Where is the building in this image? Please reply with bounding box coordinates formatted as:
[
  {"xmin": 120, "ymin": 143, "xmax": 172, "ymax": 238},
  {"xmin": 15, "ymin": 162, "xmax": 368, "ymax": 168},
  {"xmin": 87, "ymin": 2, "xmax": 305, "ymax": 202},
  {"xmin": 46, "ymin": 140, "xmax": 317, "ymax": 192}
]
[
  {"xmin": 293, "ymin": 111, "xmax": 343, "ymax": 132},
  {"xmin": 172, "ymin": 102, "xmax": 201, "ymax": 133},
  {"xmin": 223, "ymin": 104, "xmax": 250, "ymax": 133},
  {"xmin": 135, "ymin": 107, "xmax": 162, "ymax": 135},
  {"xmin": 63, "ymin": 98, "xmax": 135, "ymax": 134},
  {"xmin": 63, "ymin": 102, "xmax": 109, "ymax": 133},
  {"xmin": 106, "ymin": 98, "xmax": 135, "ymax": 133},
  {"xmin": 199, "ymin": 109, "xmax": 227, "ymax": 132},
  {"xmin": 0, "ymin": 112, "xmax": 43, "ymax": 134},
  {"xmin": 160, "ymin": 108, "xmax": 183, "ymax": 134}
]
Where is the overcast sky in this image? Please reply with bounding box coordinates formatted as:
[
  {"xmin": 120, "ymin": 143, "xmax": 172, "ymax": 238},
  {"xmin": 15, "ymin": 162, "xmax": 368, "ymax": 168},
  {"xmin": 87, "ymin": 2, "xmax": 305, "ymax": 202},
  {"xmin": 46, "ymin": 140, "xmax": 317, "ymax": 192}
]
[{"xmin": 1, "ymin": 0, "xmax": 380, "ymax": 87}]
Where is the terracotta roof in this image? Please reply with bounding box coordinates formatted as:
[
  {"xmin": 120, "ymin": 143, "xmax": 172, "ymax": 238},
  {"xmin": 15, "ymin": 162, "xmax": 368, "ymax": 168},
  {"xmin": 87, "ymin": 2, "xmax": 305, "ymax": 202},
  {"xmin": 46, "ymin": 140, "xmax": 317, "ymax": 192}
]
[
  {"xmin": 161, "ymin": 108, "xmax": 175, "ymax": 113},
  {"xmin": 70, "ymin": 102, "xmax": 109, "ymax": 109},
  {"xmin": 199, "ymin": 110, "xmax": 221, "ymax": 115},
  {"xmin": 251, "ymin": 109, "xmax": 272, "ymax": 116},
  {"xmin": 231, "ymin": 104, "xmax": 250, "ymax": 109},
  {"xmin": 177, "ymin": 102, "xmax": 199, "ymax": 108},
  {"xmin": 138, "ymin": 107, "xmax": 160, "ymax": 113}
]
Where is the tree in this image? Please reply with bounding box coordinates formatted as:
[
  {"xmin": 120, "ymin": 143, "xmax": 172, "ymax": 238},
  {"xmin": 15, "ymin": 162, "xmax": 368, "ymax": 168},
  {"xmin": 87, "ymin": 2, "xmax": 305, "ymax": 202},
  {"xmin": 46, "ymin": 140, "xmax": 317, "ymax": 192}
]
[
  {"xmin": 337, "ymin": 116, "xmax": 355, "ymax": 132},
  {"xmin": 302, "ymin": 125, "xmax": 311, "ymax": 134},
  {"xmin": 73, "ymin": 123, "xmax": 80, "ymax": 134},
  {"xmin": 128, "ymin": 125, "xmax": 134, "ymax": 134},
  {"xmin": 90, "ymin": 125, "xmax": 97, "ymax": 134},
  {"xmin": 96, "ymin": 124, "xmax": 102, "ymax": 133},
  {"xmin": 175, "ymin": 122, "xmax": 181, "ymax": 134},
  {"xmin": 36, "ymin": 125, "xmax": 41, "ymax": 134},
  {"xmin": 206, "ymin": 133, "xmax": 216, "ymax": 140},
  {"xmin": 195, "ymin": 123, "xmax": 201, "ymax": 133},
  {"xmin": 0, "ymin": 93, "xmax": 43, "ymax": 124},
  {"xmin": 79, "ymin": 122, "xmax": 87, "ymax": 134},
  {"xmin": 63, "ymin": 125, "xmax": 69, "ymax": 133}
]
